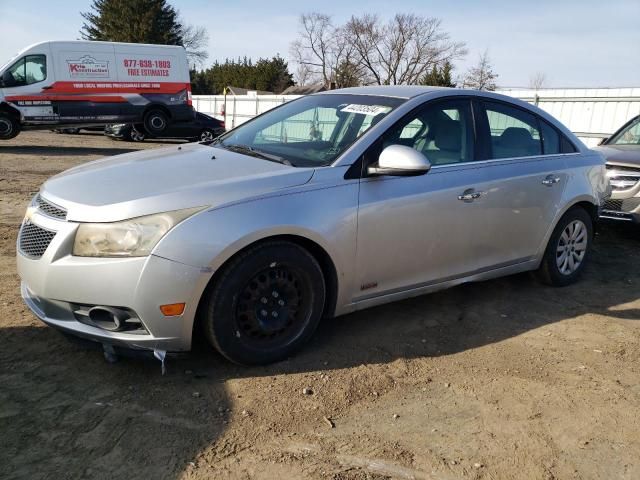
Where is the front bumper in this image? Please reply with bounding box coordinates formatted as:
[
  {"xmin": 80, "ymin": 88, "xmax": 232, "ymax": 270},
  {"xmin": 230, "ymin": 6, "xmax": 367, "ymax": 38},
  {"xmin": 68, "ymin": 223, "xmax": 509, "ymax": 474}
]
[
  {"xmin": 17, "ymin": 211, "xmax": 211, "ymax": 352},
  {"xmin": 600, "ymin": 196, "xmax": 640, "ymax": 223}
]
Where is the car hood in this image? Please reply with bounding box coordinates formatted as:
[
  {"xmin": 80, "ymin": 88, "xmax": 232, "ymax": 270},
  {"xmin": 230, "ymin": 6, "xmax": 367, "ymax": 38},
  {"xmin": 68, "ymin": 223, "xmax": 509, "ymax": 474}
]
[
  {"xmin": 41, "ymin": 143, "xmax": 314, "ymax": 222},
  {"xmin": 592, "ymin": 144, "xmax": 640, "ymax": 167}
]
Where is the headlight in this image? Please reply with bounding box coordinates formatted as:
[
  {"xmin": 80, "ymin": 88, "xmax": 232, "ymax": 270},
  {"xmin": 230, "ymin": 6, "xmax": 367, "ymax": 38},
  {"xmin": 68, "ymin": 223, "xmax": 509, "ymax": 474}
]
[{"xmin": 73, "ymin": 207, "xmax": 204, "ymax": 257}]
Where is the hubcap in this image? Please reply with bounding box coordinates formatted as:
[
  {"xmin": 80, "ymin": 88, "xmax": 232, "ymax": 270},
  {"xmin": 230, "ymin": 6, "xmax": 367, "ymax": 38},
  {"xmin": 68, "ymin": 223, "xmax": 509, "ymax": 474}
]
[
  {"xmin": 150, "ymin": 116, "xmax": 165, "ymax": 130},
  {"xmin": 201, "ymin": 130, "xmax": 214, "ymax": 141},
  {"xmin": 556, "ymin": 219, "xmax": 587, "ymax": 275},
  {"xmin": 235, "ymin": 265, "xmax": 310, "ymax": 346}
]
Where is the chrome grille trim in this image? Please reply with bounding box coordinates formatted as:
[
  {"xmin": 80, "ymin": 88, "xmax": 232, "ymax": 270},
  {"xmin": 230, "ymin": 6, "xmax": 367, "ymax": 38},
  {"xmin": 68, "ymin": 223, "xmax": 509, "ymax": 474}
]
[
  {"xmin": 606, "ymin": 164, "xmax": 640, "ymax": 192},
  {"xmin": 18, "ymin": 222, "xmax": 57, "ymax": 258},
  {"xmin": 35, "ymin": 195, "xmax": 67, "ymax": 220}
]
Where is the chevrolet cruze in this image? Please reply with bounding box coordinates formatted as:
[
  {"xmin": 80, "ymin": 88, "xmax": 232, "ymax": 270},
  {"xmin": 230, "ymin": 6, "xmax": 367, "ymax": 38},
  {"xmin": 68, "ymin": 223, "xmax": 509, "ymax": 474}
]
[{"xmin": 17, "ymin": 86, "xmax": 609, "ymax": 365}]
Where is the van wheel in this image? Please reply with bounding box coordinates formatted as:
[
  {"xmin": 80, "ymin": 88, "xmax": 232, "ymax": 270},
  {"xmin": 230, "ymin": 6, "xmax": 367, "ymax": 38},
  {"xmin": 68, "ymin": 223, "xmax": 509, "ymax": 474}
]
[
  {"xmin": 201, "ymin": 241, "xmax": 326, "ymax": 365},
  {"xmin": 143, "ymin": 109, "xmax": 168, "ymax": 135},
  {"xmin": 0, "ymin": 113, "xmax": 20, "ymax": 140},
  {"xmin": 536, "ymin": 207, "xmax": 593, "ymax": 287}
]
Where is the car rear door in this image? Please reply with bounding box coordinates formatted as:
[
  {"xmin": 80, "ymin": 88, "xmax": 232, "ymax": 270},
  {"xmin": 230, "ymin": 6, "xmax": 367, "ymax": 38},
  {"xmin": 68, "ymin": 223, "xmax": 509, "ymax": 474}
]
[
  {"xmin": 469, "ymin": 99, "xmax": 569, "ymax": 268},
  {"xmin": 354, "ymin": 98, "xmax": 491, "ymax": 301}
]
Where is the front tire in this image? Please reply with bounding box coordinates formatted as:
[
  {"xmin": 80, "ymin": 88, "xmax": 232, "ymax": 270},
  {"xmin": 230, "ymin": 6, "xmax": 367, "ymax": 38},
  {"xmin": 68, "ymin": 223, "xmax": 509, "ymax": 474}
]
[
  {"xmin": 0, "ymin": 113, "xmax": 20, "ymax": 140},
  {"xmin": 143, "ymin": 109, "xmax": 168, "ymax": 135},
  {"xmin": 128, "ymin": 127, "xmax": 146, "ymax": 142},
  {"xmin": 536, "ymin": 207, "xmax": 593, "ymax": 286},
  {"xmin": 202, "ymin": 241, "xmax": 326, "ymax": 365}
]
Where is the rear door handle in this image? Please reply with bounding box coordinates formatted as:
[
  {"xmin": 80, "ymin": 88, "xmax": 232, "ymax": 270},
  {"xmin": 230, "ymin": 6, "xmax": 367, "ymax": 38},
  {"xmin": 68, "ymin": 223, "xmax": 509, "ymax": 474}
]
[
  {"xmin": 458, "ymin": 189, "xmax": 485, "ymax": 202},
  {"xmin": 542, "ymin": 175, "xmax": 561, "ymax": 186}
]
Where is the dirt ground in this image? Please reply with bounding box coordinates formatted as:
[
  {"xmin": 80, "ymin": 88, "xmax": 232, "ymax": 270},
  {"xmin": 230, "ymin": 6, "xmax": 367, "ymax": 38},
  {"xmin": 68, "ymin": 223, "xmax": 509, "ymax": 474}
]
[{"xmin": 1, "ymin": 131, "xmax": 639, "ymax": 480}]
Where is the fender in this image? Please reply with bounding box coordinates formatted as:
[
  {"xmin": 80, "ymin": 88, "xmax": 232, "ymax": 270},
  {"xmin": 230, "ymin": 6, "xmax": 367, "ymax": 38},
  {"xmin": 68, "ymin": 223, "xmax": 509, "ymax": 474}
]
[
  {"xmin": 153, "ymin": 181, "xmax": 360, "ymax": 314},
  {"xmin": 0, "ymin": 101, "xmax": 22, "ymax": 120}
]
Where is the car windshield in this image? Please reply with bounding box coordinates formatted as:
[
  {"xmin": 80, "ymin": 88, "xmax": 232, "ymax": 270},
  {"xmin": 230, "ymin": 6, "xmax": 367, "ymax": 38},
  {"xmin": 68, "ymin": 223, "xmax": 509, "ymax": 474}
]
[
  {"xmin": 609, "ymin": 117, "xmax": 640, "ymax": 145},
  {"xmin": 211, "ymin": 94, "xmax": 405, "ymax": 167}
]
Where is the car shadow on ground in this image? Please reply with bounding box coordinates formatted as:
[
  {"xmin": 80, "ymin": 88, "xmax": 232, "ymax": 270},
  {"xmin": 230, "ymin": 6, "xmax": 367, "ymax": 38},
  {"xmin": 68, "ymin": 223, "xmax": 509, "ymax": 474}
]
[
  {"xmin": 1, "ymin": 223, "xmax": 639, "ymax": 479},
  {"xmin": 0, "ymin": 145, "xmax": 140, "ymax": 157}
]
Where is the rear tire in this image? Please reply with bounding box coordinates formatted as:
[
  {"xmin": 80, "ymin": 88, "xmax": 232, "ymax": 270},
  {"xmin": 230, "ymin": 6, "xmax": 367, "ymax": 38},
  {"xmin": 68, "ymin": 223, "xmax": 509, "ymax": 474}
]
[
  {"xmin": 0, "ymin": 113, "xmax": 20, "ymax": 140},
  {"xmin": 201, "ymin": 241, "xmax": 326, "ymax": 365},
  {"xmin": 536, "ymin": 207, "xmax": 593, "ymax": 286},
  {"xmin": 143, "ymin": 109, "xmax": 168, "ymax": 135}
]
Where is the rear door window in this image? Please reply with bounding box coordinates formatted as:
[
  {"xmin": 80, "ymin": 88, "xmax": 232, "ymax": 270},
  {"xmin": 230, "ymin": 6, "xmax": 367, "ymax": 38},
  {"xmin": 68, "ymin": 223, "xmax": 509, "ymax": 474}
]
[{"xmin": 483, "ymin": 101, "xmax": 542, "ymax": 159}]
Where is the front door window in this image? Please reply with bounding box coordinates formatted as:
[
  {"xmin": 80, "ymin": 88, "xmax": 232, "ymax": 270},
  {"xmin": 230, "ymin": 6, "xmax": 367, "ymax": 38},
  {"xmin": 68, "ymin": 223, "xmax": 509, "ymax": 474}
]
[{"xmin": 3, "ymin": 55, "xmax": 47, "ymax": 87}]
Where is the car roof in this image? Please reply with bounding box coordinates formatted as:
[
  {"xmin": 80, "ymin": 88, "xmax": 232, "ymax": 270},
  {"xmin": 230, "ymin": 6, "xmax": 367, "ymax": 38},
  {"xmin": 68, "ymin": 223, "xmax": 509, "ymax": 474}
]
[{"xmin": 318, "ymin": 85, "xmax": 450, "ymax": 99}]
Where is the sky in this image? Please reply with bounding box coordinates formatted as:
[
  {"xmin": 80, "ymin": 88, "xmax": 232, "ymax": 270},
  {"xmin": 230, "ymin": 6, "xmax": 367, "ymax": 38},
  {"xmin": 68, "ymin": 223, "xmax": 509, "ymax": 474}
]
[{"xmin": 0, "ymin": 0, "xmax": 638, "ymax": 88}]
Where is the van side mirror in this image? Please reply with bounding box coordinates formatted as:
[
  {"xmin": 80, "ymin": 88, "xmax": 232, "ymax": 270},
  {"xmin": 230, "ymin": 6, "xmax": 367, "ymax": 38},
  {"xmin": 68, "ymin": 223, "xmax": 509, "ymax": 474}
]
[{"xmin": 367, "ymin": 144, "xmax": 431, "ymax": 177}]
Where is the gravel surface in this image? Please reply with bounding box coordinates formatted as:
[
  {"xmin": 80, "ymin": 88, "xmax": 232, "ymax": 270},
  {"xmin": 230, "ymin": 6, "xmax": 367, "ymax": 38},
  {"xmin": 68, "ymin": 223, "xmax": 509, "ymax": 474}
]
[{"xmin": 1, "ymin": 131, "xmax": 639, "ymax": 480}]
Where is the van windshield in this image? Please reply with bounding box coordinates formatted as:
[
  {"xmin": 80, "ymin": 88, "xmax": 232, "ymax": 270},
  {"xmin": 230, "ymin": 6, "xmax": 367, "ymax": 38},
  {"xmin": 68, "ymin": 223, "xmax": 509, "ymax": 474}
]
[{"xmin": 211, "ymin": 94, "xmax": 405, "ymax": 167}]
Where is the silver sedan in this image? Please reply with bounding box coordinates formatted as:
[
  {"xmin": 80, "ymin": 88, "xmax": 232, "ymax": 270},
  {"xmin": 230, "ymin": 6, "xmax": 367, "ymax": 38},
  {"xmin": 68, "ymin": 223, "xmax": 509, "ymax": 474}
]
[{"xmin": 17, "ymin": 86, "xmax": 609, "ymax": 365}]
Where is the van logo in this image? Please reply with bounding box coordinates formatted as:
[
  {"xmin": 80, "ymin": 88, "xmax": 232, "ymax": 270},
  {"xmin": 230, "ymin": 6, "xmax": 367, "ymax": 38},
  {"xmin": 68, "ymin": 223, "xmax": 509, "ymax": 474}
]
[{"xmin": 67, "ymin": 55, "xmax": 110, "ymax": 77}]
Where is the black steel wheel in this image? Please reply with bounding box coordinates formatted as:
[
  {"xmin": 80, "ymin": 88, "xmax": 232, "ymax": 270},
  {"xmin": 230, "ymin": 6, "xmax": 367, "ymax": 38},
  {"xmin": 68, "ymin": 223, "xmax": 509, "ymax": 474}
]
[{"xmin": 202, "ymin": 241, "xmax": 325, "ymax": 365}]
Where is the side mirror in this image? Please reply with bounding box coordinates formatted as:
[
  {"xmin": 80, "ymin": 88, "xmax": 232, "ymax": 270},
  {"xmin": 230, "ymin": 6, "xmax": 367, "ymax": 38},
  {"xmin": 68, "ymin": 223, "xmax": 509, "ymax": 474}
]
[
  {"xmin": 367, "ymin": 144, "xmax": 431, "ymax": 177},
  {"xmin": 598, "ymin": 137, "xmax": 609, "ymax": 146}
]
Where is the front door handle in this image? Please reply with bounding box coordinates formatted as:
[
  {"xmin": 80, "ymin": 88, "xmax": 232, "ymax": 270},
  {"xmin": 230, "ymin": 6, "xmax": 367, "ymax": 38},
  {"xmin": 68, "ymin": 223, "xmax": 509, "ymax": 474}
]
[
  {"xmin": 458, "ymin": 189, "xmax": 485, "ymax": 203},
  {"xmin": 542, "ymin": 175, "xmax": 561, "ymax": 186}
]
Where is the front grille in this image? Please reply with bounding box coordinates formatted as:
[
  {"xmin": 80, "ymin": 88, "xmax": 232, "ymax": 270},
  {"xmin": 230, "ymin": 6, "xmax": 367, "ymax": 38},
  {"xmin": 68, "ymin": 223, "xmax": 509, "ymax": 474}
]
[
  {"xmin": 19, "ymin": 222, "xmax": 56, "ymax": 258},
  {"xmin": 35, "ymin": 195, "xmax": 67, "ymax": 220},
  {"xmin": 606, "ymin": 164, "xmax": 640, "ymax": 192},
  {"xmin": 603, "ymin": 197, "xmax": 640, "ymax": 213}
]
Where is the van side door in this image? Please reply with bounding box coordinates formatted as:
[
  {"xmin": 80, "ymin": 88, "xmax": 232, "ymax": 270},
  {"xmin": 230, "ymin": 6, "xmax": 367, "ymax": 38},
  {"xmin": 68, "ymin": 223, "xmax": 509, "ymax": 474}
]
[{"xmin": 53, "ymin": 42, "xmax": 120, "ymax": 124}]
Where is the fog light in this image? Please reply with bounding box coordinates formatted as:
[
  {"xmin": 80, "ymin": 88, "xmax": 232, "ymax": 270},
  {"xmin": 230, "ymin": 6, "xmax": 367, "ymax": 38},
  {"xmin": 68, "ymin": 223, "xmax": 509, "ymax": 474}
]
[{"xmin": 160, "ymin": 303, "xmax": 185, "ymax": 316}]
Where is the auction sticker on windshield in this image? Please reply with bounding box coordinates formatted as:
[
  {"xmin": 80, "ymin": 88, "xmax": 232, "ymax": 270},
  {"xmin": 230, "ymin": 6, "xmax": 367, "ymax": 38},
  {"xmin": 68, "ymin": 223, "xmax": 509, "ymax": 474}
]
[{"xmin": 340, "ymin": 104, "xmax": 391, "ymax": 116}]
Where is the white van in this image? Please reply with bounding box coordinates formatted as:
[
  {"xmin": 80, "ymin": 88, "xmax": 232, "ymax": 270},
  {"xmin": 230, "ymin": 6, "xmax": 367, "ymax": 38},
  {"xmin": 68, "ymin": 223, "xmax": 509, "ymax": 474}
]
[{"xmin": 0, "ymin": 41, "xmax": 194, "ymax": 140}]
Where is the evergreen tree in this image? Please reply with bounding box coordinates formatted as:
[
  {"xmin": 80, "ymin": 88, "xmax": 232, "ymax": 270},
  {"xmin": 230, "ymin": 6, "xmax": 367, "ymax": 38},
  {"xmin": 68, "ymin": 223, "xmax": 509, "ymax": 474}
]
[
  {"xmin": 81, "ymin": 0, "xmax": 183, "ymax": 45},
  {"xmin": 190, "ymin": 56, "xmax": 294, "ymax": 95},
  {"xmin": 81, "ymin": 0, "xmax": 208, "ymax": 63},
  {"xmin": 421, "ymin": 61, "xmax": 456, "ymax": 87}
]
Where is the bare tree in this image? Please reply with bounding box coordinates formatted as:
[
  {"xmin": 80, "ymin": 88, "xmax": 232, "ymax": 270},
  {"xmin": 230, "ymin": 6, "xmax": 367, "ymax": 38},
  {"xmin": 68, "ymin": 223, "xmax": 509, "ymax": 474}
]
[
  {"xmin": 290, "ymin": 12, "xmax": 465, "ymax": 88},
  {"xmin": 529, "ymin": 72, "xmax": 547, "ymax": 90},
  {"xmin": 180, "ymin": 22, "xmax": 209, "ymax": 66},
  {"xmin": 295, "ymin": 63, "xmax": 313, "ymax": 86},
  {"xmin": 290, "ymin": 13, "xmax": 337, "ymax": 87},
  {"xmin": 343, "ymin": 14, "xmax": 467, "ymax": 85},
  {"xmin": 463, "ymin": 50, "xmax": 498, "ymax": 91}
]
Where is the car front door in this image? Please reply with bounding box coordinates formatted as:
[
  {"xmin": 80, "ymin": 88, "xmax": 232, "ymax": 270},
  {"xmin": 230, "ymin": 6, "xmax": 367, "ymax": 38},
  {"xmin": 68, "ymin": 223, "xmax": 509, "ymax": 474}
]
[
  {"xmin": 469, "ymin": 99, "xmax": 569, "ymax": 268},
  {"xmin": 354, "ymin": 98, "xmax": 491, "ymax": 301}
]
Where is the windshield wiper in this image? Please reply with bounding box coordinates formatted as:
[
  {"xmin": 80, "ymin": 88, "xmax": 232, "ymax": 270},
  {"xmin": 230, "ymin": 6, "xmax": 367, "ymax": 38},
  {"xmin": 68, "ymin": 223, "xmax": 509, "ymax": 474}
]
[{"xmin": 221, "ymin": 143, "xmax": 292, "ymax": 166}]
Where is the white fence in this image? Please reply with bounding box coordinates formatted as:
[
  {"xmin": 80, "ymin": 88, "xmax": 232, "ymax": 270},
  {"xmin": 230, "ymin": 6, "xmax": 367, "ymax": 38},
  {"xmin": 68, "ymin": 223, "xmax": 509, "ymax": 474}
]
[{"xmin": 193, "ymin": 88, "xmax": 640, "ymax": 147}]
